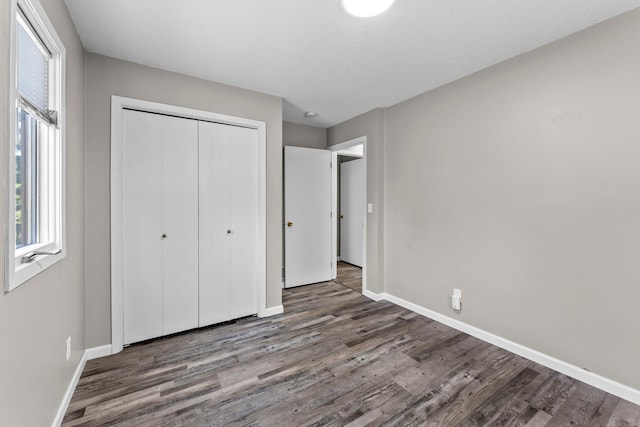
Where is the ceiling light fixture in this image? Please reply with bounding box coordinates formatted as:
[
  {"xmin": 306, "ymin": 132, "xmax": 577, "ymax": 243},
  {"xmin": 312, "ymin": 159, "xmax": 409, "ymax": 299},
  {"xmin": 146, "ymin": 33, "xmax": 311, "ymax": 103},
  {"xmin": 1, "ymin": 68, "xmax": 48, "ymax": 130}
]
[
  {"xmin": 304, "ymin": 111, "xmax": 319, "ymax": 118},
  {"xmin": 342, "ymin": 0, "xmax": 394, "ymax": 18}
]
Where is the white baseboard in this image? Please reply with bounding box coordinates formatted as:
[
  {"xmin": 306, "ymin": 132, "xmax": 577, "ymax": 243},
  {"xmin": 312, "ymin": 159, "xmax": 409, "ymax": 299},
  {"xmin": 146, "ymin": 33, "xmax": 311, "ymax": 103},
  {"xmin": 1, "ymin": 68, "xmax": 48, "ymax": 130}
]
[
  {"xmin": 86, "ymin": 344, "xmax": 113, "ymax": 360},
  {"xmin": 383, "ymin": 292, "xmax": 640, "ymax": 406},
  {"xmin": 262, "ymin": 305, "xmax": 284, "ymax": 317},
  {"xmin": 51, "ymin": 350, "xmax": 88, "ymax": 427},
  {"xmin": 52, "ymin": 344, "xmax": 115, "ymax": 426},
  {"xmin": 363, "ymin": 288, "xmax": 385, "ymax": 302}
]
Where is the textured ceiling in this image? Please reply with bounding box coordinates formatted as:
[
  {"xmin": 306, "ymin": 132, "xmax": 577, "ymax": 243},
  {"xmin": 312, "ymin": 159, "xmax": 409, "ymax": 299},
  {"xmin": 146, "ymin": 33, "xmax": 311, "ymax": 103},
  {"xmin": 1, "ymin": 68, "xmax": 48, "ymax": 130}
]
[{"xmin": 65, "ymin": 0, "xmax": 640, "ymax": 128}]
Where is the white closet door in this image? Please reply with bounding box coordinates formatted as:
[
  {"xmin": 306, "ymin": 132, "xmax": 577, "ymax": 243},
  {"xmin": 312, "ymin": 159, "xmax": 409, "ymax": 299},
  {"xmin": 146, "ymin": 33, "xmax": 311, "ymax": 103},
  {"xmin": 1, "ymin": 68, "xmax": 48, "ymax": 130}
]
[
  {"xmin": 123, "ymin": 110, "xmax": 163, "ymax": 344},
  {"xmin": 161, "ymin": 116, "xmax": 199, "ymax": 335},
  {"xmin": 198, "ymin": 121, "xmax": 258, "ymax": 326},
  {"xmin": 198, "ymin": 121, "xmax": 231, "ymax": 326},
  {"xmin": 229, "ymin": 126, "xmax": 258, "ymax": 318}
]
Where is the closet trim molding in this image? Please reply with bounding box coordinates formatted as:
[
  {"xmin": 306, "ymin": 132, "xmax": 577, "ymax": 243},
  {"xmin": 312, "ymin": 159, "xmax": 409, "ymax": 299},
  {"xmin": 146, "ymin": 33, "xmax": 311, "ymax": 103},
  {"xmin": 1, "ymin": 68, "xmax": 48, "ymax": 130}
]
[{"xmin": 110, "ymin": 96, "xmax": 267, "ymax": 354}]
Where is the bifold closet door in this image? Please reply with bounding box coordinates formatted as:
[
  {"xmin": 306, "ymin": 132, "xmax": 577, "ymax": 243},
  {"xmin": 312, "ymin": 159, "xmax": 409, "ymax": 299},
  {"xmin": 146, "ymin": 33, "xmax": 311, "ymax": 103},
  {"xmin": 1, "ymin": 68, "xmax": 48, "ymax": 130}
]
[
  {"xmin": 122, "ymin": 110, "xmax": 199, "ymax": 345},
  {"xmin": 228, "ymin": 125, "xmax": 258, "ymax": 319},
  {"xmin": 161, "ymin": 116, "xmax": 199, "ymax": 336},
  {"xmin": 198, "ymin": 121, "xmax": 258, "ymax": 327},
  {"xmin": 123, "ymin": 110, "xmax": 163, "ymax": 344}
]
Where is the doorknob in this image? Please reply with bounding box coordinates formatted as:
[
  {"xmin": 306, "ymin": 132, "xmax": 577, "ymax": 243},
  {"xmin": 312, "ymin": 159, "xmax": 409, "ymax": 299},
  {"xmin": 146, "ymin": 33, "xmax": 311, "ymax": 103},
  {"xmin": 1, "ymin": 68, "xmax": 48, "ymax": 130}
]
[
  {"xmin": 287, "ymin": 221, "xmax": 294, "ymax": 227},
  {"xmin": 227, "ymin": 229, "xmax": 233, "ymax": 234},
  {"xmin": 161, "ymin": 233, "xmax": 167, "ymax": 239},
  {"xmin": 340, "ymin": 214, "xmax": 344, "ymax": 219}
]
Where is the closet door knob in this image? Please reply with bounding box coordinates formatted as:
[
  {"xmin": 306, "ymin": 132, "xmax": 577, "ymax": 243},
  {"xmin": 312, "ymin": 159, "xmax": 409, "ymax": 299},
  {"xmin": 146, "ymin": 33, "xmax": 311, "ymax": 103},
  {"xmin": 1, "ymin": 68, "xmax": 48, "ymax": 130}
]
[
  {"xmin": 227, "ymin": 230, "xmax": 232, "ymax": 234},
  {"xmin": 161, "ymin": 233, "xmax": 167, "ymax": 239}
]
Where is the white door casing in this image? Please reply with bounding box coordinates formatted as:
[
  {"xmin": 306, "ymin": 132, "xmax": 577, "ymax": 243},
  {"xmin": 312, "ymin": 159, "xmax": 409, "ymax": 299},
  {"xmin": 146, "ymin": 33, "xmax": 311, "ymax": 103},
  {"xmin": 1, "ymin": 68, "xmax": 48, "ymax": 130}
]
[
  {"xmin": 284, "ymin": 146, "xmax": 332, "ymax": 287},
  {"xmin": 340, "ymin": 158, "xmax": 365, "ymax": 267},
  {"xmin": 328, "ymin": 136, "xmax": 367, "ymax": 294}
]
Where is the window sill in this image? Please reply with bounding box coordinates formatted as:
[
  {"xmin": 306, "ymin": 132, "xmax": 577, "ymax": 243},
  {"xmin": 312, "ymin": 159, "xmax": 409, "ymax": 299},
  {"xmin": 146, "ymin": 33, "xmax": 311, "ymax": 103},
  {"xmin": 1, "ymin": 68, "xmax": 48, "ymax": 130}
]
[{"xmin": 7, "ymin": 249, "xmax": 66, "ymax": 292}]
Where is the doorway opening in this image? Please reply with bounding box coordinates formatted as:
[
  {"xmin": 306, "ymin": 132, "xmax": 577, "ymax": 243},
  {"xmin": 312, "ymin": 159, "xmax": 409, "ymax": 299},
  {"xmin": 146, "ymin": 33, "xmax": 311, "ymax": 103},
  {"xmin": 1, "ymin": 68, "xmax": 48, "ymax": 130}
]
[
  {"xmin": 329, "ymin": 136, "xmax": 366, "ymax": 295},
  {"xmin": 282, "ymin": 137, "xmax": 366, "ymax": 295}
]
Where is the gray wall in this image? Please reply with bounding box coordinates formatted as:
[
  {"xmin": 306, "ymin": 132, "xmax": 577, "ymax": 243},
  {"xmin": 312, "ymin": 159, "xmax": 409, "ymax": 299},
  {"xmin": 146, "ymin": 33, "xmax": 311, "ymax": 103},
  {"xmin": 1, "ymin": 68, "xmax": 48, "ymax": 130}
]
[
  {"xmin": 383, "ymin": 9, "xmax": 640, "ymax": 389},
  {"xmin": 328, "ymin": 109, "xmax": 385, "ymax": 293},
  {"xmin": 84, "ymin": 53, "xmax": 283, "ymax": 348},
  {"xmin": 0, "ymin": 0, "xmax": 86, "ymax": 425},
  {"xmin": 283, "ymin": 121, "xmax": 327, "ymax": 149}
]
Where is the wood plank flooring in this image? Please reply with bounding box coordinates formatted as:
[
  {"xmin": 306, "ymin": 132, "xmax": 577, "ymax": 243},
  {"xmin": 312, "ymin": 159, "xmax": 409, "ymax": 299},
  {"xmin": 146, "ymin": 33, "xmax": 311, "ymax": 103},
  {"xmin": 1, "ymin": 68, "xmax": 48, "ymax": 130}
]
[
  {"xmin": 63, "ymin": 267, "xmax": 640, "ymax": 426},
  {"xmin": 335, "ymin": 261, "xmax": 362, "ymax": 293}
]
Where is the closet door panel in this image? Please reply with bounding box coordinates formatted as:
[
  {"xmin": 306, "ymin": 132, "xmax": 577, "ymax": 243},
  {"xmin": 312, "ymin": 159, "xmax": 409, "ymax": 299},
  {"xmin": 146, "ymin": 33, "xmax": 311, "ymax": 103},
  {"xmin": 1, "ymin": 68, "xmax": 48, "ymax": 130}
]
[
  {"xmin": 229, "ymin": 127, "xmax": 259, "ymax": 318},
  {"xmin": 161, "ymin": 116, "xmax": 200, "ymax": 335},
  {"xmin": 122, "ymin": 110, "xmax": 163, "ymax": 345},
  {"xmin": 198, "ymin": 121, "xmax": 231, "ymax": 326}
]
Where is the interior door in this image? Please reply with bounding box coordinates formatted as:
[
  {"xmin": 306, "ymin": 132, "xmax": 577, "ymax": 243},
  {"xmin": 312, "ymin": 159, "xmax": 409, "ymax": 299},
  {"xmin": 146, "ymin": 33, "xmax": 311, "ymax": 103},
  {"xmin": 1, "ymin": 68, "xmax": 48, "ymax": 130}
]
[
  {"xmin": 284, "ymin": 146, "xmax": 332, "ymax": 287},
  {"xmin": 340, "ymin": 159, "xmax": 365, "ymax": 267}
]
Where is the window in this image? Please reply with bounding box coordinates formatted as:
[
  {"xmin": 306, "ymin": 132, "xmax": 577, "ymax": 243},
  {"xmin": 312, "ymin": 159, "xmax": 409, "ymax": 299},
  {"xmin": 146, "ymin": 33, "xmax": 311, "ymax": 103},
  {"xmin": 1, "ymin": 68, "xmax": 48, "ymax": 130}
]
[{"xmin": 6, "ymin": 0, "xmax": 65, "ymax": 291}]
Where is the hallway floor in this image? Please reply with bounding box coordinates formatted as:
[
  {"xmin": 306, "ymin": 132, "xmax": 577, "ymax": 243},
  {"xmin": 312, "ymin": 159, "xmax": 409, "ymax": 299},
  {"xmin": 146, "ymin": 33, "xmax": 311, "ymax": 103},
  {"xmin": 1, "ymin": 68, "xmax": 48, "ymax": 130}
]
[{"xmin": 335, "ymin": 261, "xmax": 362, "ymax": 293}]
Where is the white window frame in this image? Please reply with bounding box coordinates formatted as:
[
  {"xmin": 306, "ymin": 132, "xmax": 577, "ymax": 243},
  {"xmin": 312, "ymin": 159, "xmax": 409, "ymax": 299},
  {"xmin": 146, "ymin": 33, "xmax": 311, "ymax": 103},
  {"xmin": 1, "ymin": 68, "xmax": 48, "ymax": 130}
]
[{"xmin": 5, "ymin": 0, "xmax": 66, "ymax": 292}]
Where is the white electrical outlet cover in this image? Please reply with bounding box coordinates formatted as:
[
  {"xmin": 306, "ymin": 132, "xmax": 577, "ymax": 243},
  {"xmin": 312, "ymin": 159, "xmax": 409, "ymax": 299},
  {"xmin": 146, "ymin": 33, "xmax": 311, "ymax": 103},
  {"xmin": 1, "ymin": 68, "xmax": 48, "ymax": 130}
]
[{"xmin": 451, "ymin": 294, "xmax": 462, "ymax": 310}]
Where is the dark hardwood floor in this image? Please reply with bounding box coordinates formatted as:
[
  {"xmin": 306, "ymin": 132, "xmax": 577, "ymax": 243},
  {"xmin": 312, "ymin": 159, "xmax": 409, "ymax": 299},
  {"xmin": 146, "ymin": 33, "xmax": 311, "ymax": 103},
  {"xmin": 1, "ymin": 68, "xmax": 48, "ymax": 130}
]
[{"xmin": 63, "ymin": 267, "xmax": 639, "ymax": 426}]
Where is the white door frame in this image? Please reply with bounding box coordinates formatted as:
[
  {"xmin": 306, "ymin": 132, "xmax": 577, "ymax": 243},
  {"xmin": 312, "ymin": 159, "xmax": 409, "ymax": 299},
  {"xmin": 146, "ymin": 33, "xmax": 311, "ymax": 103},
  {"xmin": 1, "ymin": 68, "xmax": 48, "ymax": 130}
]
[
  {"xmin": 328, "ymin": 136, "xmax": 367, "ymax": 295},
  {"xmin": 110, "ymin": 96, "xmax": 267, "ymax": 354}
]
